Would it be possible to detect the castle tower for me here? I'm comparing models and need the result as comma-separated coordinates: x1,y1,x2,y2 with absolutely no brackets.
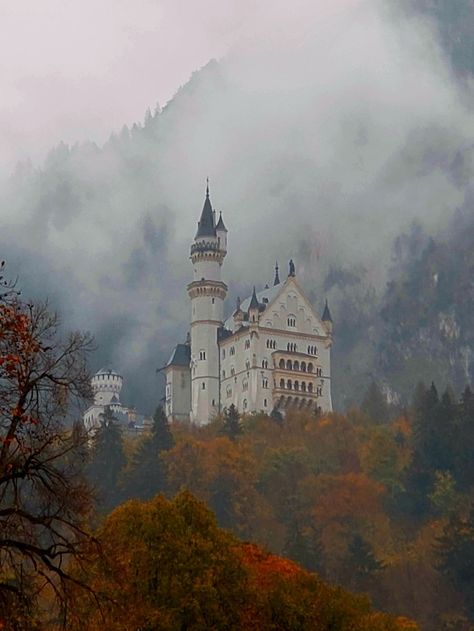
187,183,228,424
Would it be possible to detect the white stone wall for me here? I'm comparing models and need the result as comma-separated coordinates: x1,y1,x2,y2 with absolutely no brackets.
219,279,332,415
165,366,191,422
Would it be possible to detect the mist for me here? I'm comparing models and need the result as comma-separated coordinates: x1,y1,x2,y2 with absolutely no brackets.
0,0,473,412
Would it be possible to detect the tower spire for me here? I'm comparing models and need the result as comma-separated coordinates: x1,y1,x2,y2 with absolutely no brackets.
274,261,280,286
195,179,216,238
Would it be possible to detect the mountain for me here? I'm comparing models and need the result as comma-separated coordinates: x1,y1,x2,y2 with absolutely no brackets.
0,3,473,412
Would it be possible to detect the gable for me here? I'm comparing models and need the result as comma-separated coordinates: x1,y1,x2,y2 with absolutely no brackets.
263,277,326,336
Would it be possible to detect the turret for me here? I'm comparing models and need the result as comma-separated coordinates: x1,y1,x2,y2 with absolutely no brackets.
187,181,228,425
322,300,333,335
216,211,228,253
248,287,260,324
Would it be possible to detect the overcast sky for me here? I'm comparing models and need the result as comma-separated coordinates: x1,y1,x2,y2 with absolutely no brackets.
0,0,253,172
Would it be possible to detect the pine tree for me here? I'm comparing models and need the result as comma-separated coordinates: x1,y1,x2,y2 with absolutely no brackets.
122,405,174,501
436,505,474,619
87,406,126,510
221,404,242,440
347,534,385,583
361,381,389,423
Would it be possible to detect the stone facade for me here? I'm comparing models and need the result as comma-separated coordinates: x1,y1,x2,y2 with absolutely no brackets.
165,187,333,425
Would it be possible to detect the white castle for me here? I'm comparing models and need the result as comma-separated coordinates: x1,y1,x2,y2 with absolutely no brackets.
165,184,333,425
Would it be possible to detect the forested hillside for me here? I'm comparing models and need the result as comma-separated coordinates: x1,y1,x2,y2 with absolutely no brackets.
1,0,473,412
85,396,474,631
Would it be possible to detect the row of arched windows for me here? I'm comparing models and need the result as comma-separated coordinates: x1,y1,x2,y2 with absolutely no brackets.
287,342,297,352
279,379,314,393
279,358,315,373
308,345,318,356
266,339,277,349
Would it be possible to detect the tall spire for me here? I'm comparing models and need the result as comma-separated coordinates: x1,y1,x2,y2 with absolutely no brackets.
274,261,280,286
195,179,216,238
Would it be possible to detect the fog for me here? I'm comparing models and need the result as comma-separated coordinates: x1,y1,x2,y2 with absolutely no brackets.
0,0,473,412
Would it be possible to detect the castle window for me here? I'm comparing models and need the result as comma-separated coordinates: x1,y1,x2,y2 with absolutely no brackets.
231,367,235,376
286,359,292,370
199,350,206,360
262,359,268,369
308,363,314,373
222,349,226,359
202,382,206,390
280,378,285,389
245,339,250,349
212,298,215,304
212,399,216,407
293,360,299,371
243,399,248,410
262,378,268,388
301,361,306,372
308,383,313,393
245,360,250,371
279,359,285,369
316,386,322,397
243,379,249,391
287,379,292,390
226,386,232,398
294,380,299,391
264,398,268,407
316,367,322,377
301,382,307,392
287,316,296,327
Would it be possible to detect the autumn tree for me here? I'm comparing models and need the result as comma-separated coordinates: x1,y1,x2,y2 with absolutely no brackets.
0,297,95,627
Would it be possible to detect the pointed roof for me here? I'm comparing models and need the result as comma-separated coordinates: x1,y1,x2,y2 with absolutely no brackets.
322,300,333,323
216,211,227,232
249,286,259,310
166,343,191,368
274,262,280,286
195,181,216,238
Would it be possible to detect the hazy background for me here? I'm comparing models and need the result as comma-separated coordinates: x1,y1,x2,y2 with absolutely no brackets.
0,0,473,412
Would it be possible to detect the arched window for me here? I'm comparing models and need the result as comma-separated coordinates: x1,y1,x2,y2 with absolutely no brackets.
201,382,206,390
243,379,249,391
301,361,306,372
245,339,250,349
243,399,248,410
279,359,285,369
280,378,285,389
308,363,314,373
294,380,299,391
301,382,306,392
308,383,313,393
287,379,292,390
286,360,292,370
293,360,299,371
262,378,268,389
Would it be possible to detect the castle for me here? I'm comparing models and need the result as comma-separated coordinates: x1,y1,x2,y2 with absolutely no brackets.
165,184,333,425
83,368,149,432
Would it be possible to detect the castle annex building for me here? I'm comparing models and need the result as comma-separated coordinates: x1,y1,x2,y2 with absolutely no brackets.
165,185,333,425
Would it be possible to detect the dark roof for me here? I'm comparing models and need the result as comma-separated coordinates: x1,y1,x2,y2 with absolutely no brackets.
249,286,259,310
218,327,234,341
166,343,191,368
195,185,216,238
322,300,333,323
215,211,227,232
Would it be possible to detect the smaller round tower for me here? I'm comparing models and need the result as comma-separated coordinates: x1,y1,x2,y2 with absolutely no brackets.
91,368,123,406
